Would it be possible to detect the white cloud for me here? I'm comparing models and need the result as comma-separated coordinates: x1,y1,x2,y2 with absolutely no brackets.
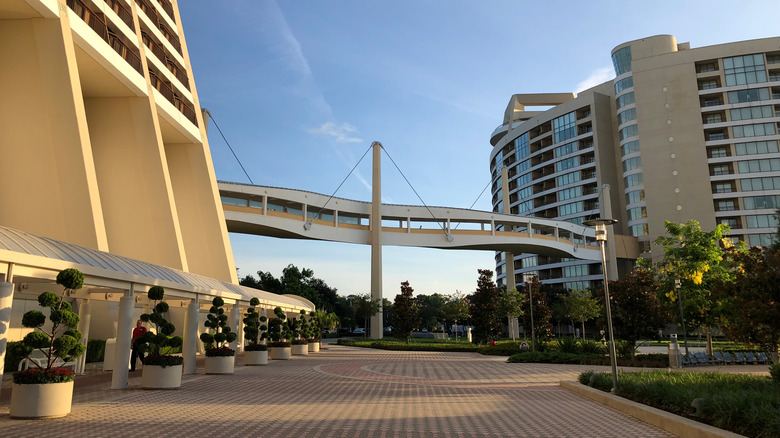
307,122,363,143
575,66,615,93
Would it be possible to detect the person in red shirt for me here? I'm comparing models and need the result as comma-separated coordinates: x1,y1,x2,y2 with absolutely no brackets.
130,319,147,372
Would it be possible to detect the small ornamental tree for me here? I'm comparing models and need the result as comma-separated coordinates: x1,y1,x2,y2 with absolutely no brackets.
267,307,291,347
393,281,420,344
243,297,268,352
715,246,780,352
136,286,183,367
606,268,671,358
497,288,525,342
13,268,87,384
559,290,601,340
520,276,553,347
310,310,327,342
442,291,470,342
470,269,502,345
292,310,309,345
199,297,237,357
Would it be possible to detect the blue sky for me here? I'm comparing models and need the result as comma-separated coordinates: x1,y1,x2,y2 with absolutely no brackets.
178,1,779,298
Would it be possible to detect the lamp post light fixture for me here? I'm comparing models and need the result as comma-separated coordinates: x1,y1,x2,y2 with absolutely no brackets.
674,278,690,357
583,218,619,392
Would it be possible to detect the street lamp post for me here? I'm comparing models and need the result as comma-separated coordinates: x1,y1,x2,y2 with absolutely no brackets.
584,218,619,393
675,278,690,357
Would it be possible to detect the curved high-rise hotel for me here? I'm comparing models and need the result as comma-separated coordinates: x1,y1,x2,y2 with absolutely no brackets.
490,34,780,289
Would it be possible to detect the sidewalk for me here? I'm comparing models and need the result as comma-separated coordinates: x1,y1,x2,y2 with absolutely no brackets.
0,345,767,437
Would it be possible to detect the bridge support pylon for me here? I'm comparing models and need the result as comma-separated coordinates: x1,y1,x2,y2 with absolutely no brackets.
370,141,383,339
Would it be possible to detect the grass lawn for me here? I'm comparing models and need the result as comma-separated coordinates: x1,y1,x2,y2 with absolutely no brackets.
580,370,779,437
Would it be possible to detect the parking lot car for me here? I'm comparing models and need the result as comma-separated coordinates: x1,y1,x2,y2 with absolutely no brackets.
353,328,365,335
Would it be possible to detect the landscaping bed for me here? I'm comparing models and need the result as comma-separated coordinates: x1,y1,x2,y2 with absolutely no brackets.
579,369,779,437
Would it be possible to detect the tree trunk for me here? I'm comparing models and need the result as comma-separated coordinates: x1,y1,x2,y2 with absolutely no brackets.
581,321,586,341
706,326,713,357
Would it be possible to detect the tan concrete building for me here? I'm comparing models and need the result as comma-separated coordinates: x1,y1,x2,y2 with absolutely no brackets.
490,34,780,289
0,0,313,389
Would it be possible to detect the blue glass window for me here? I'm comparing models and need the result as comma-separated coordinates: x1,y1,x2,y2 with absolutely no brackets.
614,76,634,94
724,54,767,86
515,133,530,162
611,46,632,76
553,112,576,143
616,92,635,109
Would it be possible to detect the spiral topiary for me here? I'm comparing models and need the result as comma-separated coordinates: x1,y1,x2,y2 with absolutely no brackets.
136,286,183,368
13,268,86,384
200,297,237,356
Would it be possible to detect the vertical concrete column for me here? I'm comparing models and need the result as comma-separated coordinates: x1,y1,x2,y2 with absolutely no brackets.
601,184,619,281
111,285,135,389
182,296,199,374
75,298,92,375
230,303,240,364
235,303,244,350
370,141,383,340
0,281,15,399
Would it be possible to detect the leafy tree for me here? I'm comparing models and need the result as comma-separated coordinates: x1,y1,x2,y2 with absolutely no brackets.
382,298,394,332
352,293,381,336
645,220,736,355
137,286,183,360
519,276,552,347
497,288,525,341
470,269,502,345
559,290,601,340
715,247,780,352
392,281,420,343
605,268,671,358
442,291,470,341
417,293,446,331
239,264,340,313
200,297,238,353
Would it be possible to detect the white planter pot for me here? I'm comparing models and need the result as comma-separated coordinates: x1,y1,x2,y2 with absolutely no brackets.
204,355,235,374
292,344,309,355
10,381,74,419
308,342,320,353
141,364,182,389
268,346,291,360
244,350,268,365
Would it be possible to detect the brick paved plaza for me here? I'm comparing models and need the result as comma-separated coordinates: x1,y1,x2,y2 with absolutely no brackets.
4,343,756,437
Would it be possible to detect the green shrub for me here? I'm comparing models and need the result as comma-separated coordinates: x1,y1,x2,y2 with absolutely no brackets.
555,337,579,353
770,363,780,384
580,370,780,437
507,351,592,364
477,342,521,356
578,370,595,385
4,341,25,373
615,340,636,359
85,339,106,363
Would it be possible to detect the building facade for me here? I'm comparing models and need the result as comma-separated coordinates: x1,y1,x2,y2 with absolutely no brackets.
1,0,237,283
490,34,780,289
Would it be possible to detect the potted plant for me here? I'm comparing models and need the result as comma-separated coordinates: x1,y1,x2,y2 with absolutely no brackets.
10,268,87,418
291,310,309,355
308,310,326,353
267,307,292,360
199,297,237,374
136,286,183,388
242,298,268,365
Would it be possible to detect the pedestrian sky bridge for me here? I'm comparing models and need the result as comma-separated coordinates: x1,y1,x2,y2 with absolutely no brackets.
218,181,604,261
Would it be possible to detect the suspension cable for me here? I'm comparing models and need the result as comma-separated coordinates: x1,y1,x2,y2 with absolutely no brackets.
453,177,492,230
207,111,254,185
381,145,448,234
305,144,374,229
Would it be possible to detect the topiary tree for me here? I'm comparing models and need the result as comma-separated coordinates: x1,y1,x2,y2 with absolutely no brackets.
13,268,87,384
136,286,183,367
267,307,291,346
199,297,237,356
242,297,268,351
292,310,309,344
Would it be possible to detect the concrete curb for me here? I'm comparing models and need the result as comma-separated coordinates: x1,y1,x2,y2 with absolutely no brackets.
559,381,745,438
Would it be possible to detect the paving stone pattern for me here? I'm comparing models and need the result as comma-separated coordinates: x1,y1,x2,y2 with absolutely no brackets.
0,345,676,437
